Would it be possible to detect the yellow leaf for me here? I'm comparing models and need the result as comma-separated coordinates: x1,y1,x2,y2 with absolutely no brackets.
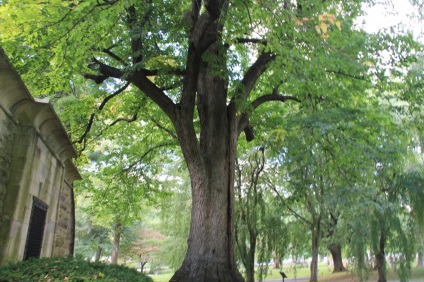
335,21,341,30
319,15,325,22
321,33,329,39
325,13,336,24
295,19,303,26
363,60,375,67
320,22,328,34
315,25,321,34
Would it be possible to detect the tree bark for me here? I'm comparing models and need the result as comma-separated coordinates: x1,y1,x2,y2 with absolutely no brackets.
310,216,321,282
245,234,257,282
329,244,346,273
273,249,280,269
310,228,320,282
94,245,102,262
170,53,243,281
111,223,122,264
375,227,387,282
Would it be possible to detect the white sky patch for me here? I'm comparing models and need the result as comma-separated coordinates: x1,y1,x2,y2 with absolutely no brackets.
357,0,423,40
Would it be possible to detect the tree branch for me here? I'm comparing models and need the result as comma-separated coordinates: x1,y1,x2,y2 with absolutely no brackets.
102,48,127,66
241,52,276,99
75,113,95,145
252,88,301,110
74,82,130,145
149,117,177,139
123,142,176,173
109,113,138,126
325,69,369,82
99,82,130,110
84,58,124,84
224,38,268,49
130,70,176,121
268,183,312,226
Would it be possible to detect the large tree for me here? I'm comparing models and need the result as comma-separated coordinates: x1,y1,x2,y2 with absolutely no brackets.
0,0,419,280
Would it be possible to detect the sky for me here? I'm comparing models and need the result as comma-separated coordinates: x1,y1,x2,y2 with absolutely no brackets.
358,0,423,40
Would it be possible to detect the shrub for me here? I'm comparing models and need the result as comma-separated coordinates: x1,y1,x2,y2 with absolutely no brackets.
0,256,153,282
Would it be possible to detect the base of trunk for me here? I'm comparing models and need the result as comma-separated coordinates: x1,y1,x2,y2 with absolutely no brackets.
332,265,347,273
170,260,244,282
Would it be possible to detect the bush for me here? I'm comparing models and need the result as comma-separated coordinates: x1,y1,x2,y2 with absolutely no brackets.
0,256,153,282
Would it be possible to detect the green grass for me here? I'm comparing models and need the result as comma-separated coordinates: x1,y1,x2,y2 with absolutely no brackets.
149,272,174,282
148,264,424,282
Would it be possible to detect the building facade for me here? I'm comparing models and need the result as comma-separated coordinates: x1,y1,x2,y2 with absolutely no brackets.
0,48,81,265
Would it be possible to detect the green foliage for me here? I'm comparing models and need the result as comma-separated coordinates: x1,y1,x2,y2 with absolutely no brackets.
157,162,191,270
0,256,152,282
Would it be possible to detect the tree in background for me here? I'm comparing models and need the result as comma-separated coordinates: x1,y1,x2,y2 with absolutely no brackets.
74,195,111,261
234,147,266,282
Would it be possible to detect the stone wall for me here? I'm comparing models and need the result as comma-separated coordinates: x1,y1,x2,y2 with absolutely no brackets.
0,106,14,219
0,47,81,265
53,179,75,257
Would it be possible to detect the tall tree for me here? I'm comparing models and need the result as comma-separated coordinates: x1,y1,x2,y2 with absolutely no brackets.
235,147,266,282
0,0,419,280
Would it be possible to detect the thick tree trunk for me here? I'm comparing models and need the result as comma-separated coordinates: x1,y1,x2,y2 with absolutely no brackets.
94,245,102,262
417,251,424,267
170,149,243,281
375,228,387,282
111,223,122,264
329,244,346,273
170,59,243,281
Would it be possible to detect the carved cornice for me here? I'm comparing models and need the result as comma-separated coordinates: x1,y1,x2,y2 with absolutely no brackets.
0,47,81,183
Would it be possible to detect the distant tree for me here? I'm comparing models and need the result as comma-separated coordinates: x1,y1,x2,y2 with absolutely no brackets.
234,147,266,282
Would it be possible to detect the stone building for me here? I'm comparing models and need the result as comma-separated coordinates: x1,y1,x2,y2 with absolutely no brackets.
0,48,81,265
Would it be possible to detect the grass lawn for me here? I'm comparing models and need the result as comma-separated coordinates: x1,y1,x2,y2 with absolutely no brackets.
148,264,424,282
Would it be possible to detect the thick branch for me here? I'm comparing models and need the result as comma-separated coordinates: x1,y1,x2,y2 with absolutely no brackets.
241,52,275,99
224,38,268,49
252,89,301,110
84,59,124,84
95,59,124,78
191,0,202,26
204,0,223,19
130,71,176,121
